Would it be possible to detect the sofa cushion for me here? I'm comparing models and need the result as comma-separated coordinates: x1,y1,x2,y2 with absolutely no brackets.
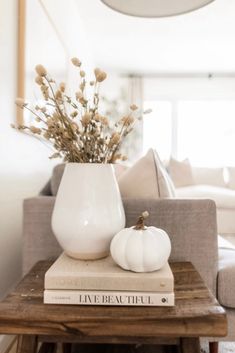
118,149,175,199
218,247,235,308
217,209,235,236
168,158,194,187
191,166,225,187
176,185,235,209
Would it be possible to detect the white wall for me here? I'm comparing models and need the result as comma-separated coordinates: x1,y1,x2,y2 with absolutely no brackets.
0,0,56,299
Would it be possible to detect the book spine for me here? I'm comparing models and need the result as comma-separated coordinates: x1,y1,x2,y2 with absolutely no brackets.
44,276,173,292
44,290,175,306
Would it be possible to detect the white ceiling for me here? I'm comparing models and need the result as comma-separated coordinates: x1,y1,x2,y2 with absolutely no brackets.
75,0,235,74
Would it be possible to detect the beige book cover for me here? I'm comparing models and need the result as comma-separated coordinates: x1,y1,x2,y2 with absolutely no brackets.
45,253,174,292
44,289,175,306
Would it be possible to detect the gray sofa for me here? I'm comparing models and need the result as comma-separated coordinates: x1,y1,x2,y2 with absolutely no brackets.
23,185,235,344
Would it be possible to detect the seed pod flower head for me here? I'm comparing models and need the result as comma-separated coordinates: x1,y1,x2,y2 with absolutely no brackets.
71,57,81,67
94,68,107,82
35,64,47,77
130,104,138,111
35,76,44,85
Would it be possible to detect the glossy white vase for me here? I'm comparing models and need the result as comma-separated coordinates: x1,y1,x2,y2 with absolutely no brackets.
52,163,125,260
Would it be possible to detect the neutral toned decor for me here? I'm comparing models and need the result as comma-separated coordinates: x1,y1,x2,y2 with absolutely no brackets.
45,149,175,200
168,158,235,242
14,59,146,163
44,252,174,292
101,0,215,18
118,149,175,199
0,260,227,353
23,198,218,293
22,166,235,352
14,59,150,259
52,163,125,259
44,252,174,306
110,211,171,272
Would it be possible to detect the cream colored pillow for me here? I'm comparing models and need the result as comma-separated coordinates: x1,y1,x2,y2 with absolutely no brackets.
118,149,175,199
168,158,194,188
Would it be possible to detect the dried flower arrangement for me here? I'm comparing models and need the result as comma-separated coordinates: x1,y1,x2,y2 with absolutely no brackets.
13,58,150,163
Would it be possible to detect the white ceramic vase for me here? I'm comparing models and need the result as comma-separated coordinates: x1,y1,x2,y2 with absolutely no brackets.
51,163,125,260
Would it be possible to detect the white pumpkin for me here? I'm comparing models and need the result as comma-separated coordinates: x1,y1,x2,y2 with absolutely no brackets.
110,211,171,272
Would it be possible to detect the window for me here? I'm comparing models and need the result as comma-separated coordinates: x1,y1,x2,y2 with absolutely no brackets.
143,101,172,161
143,98,235,167
178,100,235,167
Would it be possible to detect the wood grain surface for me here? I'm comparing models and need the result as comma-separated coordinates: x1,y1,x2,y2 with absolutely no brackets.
16,335,37,353
0,261,227,343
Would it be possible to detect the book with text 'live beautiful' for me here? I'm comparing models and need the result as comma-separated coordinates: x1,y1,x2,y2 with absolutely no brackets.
44,289,175,306
44,252,174,292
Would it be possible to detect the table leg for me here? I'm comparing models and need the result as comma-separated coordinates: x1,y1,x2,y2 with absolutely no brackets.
180,338,200,353
209,342,219,353
16,335,38,353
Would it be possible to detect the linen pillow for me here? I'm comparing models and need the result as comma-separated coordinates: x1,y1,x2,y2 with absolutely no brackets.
168,158,194,188
51,163,129,196
118,149,175,199
192,166,225,187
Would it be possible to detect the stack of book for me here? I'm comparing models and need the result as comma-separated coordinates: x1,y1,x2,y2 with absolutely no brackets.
44,253,175,306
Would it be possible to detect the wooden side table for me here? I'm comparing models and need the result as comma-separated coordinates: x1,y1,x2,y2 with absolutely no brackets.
0,261,227,353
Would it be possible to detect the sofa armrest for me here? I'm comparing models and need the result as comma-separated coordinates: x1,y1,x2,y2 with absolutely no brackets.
124,198,218,293
23,196,60,275
23,197,218,292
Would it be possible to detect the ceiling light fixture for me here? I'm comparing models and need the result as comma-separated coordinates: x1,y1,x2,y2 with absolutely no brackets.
100,0,215,18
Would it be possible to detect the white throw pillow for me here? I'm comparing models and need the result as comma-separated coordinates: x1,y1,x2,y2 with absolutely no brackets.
118,149,175,199
192,166,225,187
168,158,194,188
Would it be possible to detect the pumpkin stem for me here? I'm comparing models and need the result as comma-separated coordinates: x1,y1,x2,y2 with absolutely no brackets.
134,211,149,230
